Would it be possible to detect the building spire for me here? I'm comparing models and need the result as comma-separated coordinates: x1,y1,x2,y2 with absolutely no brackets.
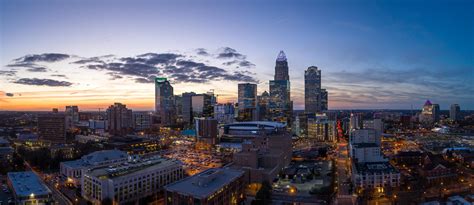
276,50,287,62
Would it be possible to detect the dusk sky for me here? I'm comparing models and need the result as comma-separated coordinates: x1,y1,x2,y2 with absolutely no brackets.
1,0,473,111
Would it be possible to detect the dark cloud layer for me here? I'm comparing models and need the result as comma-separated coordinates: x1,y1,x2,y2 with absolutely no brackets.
79,51,258,83
15,53,70,63
14,78,73,87
217,47,245,59
5,93,14,97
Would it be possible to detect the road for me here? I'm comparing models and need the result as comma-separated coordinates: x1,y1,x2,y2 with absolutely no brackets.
333,141,357,205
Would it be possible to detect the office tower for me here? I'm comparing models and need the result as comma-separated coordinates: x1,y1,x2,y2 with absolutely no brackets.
182,92,196,126
275,50,289,80
214,103,235,124
450,104,460,121
38,112,66,143
164,168,246,205
269,51,292,124
349,113,362,130
65,105,79,130
195,118,218,144
106,103,133,136
304,66,321,113
432,103,440,122
237,83,257,121
307,115,336,142
321,89,328,111
420,100,440,123
192,93,214,118
82,157,184,204
174,95,183,124
256,91,270,121
132,111,152,131
155,77,175,126
363,119,384,135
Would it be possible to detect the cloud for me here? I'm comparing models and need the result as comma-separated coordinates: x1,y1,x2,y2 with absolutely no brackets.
223,60,255,68
79,52,258,84
0,71,17,76
5,93,14,97
6,63,48,72
196,48,209,56
51,74,67,78
13,78,73,87
14,53,70,63
217,47,245,59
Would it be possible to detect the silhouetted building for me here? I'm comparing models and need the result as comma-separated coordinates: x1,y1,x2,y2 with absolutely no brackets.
182,92,196,126
305,66,322,113
269,51,292,124
38,112,66,143
106,103,133,136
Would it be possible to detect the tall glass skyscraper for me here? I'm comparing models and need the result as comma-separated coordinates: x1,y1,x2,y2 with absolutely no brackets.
269,51,292,124
238,83,257,121
155,77,175,126
304,66,328,113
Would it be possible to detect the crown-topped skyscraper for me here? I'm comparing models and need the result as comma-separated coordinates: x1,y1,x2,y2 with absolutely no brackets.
269,50,292,125
274,51,289,81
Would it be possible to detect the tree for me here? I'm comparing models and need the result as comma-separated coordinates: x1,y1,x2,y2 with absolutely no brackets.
254,180,272,205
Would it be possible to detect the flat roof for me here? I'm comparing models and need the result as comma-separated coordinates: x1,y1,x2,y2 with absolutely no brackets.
355,162,399,175
226,121,286,128
352,143,379,148
62,149,128,169
165,168,244,199
86,157,180,179
7,171,51,197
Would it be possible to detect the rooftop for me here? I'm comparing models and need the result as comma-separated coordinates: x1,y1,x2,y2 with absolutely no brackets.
354,162,399,175
226,121,286,128
276,50,287,62
86,157,181,179
62,149,128,169
7,171,51,197
352,143,379,148
165,168,244,199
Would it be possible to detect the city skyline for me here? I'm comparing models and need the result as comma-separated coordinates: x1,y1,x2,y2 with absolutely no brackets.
1,0,473,111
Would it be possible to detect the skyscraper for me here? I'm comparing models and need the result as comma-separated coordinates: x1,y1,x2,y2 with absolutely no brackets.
450,104,460,121
275,50,289,81
155,77,175,126
419,100,440,123
257,91,270,120
238,83,257,121
269,51,292,124
304,66,321,113
181,92,196,126
106,102,133,136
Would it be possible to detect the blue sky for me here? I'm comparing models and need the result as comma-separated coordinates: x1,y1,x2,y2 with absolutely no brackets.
1,0,473,110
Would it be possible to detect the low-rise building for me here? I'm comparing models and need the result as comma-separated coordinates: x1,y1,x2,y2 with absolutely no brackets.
81,156,184,204
7,171,53,205
60,150,128,185
352,162,400,189
164,168,246,205
419,153,457,184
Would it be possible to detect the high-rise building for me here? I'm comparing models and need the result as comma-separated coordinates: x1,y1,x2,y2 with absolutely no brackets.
304,66,321,113
65,105,79,130
307,115,336,142
269,51,292,124
155,77,175,126
450,104,460,121
214,103,235,124
256,91,270,121
106,103,133,136
275,50,289,80
237,83,257,121
304,66,329,113
182,92,196,126
419,100,440,123
349,113,363,130
38,112,66,143
132,111,152,131
191,93,214,118
195,118,218,144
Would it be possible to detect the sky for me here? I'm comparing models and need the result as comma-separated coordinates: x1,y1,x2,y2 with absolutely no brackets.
0,0,473,111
